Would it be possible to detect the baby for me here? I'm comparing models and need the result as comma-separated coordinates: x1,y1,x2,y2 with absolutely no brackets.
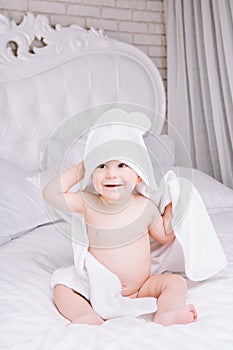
43,158,198,326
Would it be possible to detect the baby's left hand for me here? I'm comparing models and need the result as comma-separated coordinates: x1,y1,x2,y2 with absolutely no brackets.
163,202,173,235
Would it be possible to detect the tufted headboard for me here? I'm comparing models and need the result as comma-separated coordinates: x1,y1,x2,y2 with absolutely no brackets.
0,13,165,174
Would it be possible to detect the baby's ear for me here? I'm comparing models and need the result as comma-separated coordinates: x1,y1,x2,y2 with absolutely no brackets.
137,176,143,184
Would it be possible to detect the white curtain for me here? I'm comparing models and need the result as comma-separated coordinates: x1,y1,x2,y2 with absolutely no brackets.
164,0,233,188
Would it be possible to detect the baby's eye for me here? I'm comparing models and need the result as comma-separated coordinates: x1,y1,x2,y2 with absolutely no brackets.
98,164,106,169
118,163,128,168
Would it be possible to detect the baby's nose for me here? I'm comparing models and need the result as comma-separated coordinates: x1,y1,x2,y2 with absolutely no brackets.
106,166,117,178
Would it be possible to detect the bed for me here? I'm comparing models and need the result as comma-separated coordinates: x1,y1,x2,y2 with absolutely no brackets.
1,12,233,350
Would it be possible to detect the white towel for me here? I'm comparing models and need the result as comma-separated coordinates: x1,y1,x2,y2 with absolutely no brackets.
152,171,228,281
51,109,227,320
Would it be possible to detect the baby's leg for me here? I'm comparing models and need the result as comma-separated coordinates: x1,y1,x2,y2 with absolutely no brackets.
53,284,104,325
137,274,197,326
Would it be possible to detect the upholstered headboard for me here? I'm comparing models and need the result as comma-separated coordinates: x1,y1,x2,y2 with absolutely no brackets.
0,13,166,173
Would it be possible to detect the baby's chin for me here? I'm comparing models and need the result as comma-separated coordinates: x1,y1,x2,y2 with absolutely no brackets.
101,187,134,203
101,191,123,203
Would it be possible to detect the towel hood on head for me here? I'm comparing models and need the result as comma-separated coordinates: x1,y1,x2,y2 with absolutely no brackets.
80,108,158,195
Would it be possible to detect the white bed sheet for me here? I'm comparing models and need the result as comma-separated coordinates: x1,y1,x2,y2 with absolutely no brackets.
1,212,233,350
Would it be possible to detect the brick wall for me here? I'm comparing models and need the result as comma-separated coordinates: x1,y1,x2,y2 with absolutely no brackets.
0,0,166,87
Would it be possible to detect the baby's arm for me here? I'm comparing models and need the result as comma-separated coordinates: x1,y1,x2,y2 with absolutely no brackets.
43,161,85,213
149,202,175,244
162,202,174,235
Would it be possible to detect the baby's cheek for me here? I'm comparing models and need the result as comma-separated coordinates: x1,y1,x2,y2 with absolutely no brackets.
124,181,134,192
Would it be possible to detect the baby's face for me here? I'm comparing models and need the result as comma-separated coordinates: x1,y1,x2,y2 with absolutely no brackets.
92,160,141,202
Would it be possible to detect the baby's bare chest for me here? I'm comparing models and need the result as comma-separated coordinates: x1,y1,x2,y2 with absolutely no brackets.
85,206,151,249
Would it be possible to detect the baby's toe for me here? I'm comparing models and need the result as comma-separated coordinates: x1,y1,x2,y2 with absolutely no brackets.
189,304,198,321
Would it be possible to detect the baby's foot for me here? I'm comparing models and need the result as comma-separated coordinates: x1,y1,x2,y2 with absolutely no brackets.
153,304,197,326
70,310,104,326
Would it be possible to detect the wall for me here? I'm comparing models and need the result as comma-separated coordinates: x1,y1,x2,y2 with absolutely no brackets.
0,0,166,88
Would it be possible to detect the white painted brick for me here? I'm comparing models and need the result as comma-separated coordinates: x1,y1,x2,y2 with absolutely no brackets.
0,9,20,23
133,45,148,55
116,0,146,10
67,4,101,17
105,31,133,44
134,34,162,45
102,7,132,20
12,11,25,23
48,0,82,3
158,68,167,80
84,0,115,6
86,18,118,31
0,9,13,20
50,14,85,27
148,23,165,34
119,21,147,33
151,56,167,69
133,10,163,23
0,0,27,11
149,45,166,57
29,1,66,15
147,1,163,12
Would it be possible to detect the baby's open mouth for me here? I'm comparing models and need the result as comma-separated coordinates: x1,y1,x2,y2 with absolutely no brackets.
104,184,123,188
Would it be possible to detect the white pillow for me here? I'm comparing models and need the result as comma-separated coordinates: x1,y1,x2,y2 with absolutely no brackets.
0,159,51,245
172,167,233,213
